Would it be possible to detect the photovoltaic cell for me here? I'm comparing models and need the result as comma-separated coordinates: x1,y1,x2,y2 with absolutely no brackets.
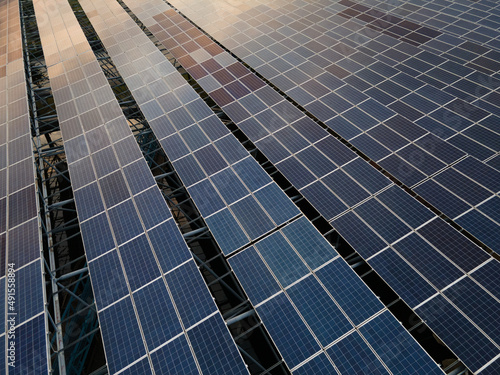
31,0,500,372
164,261,217,328
281,217,338,270
228,247,280,305
327,332,389,375
287,275,352,346
133,278,183,351
417,219,490,271
99,297,147,373
150,335,199,375
316,258,384,325
393,233,464,290
444,278,500,346
255,231,310,287
360,311,444,375
257,293,320,368
416,295,498,373
368,249,437,308
187,314,250,375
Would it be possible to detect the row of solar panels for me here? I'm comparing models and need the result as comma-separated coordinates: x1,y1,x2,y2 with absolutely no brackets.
1,0,48,373
31,0,250,373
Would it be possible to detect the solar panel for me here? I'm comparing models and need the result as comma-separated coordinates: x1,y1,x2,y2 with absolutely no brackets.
359,311,445,375
416,294,498,373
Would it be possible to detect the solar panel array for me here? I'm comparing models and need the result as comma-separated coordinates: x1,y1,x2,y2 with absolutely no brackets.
72,0,445,372
129,0,498,372
33,0,248,373
1,0,48,373
4,0,500,373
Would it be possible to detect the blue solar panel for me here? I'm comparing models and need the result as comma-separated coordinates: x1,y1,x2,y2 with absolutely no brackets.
444,278,500,346
379,154,427,186
433,168,492,206
118,357,152,375
397,144,446,176
281,217,338,269
188,179,226,217
416,295,498,373
89,251,129,310
287,275,352,346
253,184,301,225
276,157,317,189
342,158,392,194
327,332,389,375
73,182,104,221
150,335,199,374
230,195,276,239
134,188,174,229
147,219,192,273
164,261,217,328
478,357,500,375
209,168,248,206
296,146,337,178
393,233,464,290
36,0,500,372
205,209,249,255
6,219,39,268
417,219,489,272
368,249,437,308
228,247,280,305
360,311,444,375
470,261,500,301
415,180,472,219
255,231,310,287
454,157,500,193
301,181,348,220
332,211,387,258
257,293,320,368
99,297,147,373
10,315,48,375
456,210,500,253
107,199,144,245
119,235,161,291
351,133,392,160
322,169,370,206
134,278,182,351
187,314,248,374
232,157,273,191
355,199,411,244
316,258,384,325
377,186,434,228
